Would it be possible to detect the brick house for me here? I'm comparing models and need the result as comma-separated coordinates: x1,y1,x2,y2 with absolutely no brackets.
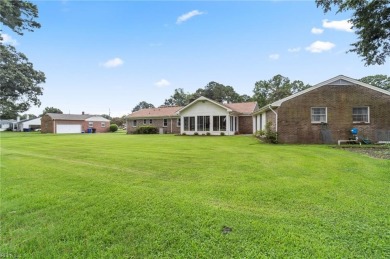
127,96,258,135
41,113,110,134
252,75,390,144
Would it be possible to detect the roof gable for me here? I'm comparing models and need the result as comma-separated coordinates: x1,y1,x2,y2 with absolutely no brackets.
223,102,258,115
176,96,232,114
255,75,390,114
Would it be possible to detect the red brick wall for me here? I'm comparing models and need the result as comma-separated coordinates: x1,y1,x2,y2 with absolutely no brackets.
238,116,253,134
276,84,390,144
127,118,181,134
83,121,110,133
41,114,54,133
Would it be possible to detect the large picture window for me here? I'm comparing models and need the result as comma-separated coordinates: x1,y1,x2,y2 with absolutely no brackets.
213,116,226,131
311,107,327,123
184,117,195,131
197,116,210,131
353,107,369,123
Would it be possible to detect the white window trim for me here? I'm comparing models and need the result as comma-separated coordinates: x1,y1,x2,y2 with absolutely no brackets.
163,118,168,127
101,122,106,128
353,106,370,123
311,107,327,124
143,119,147,125
132,120,137,127
149,119,153,124
88,122,93,127
176,118,181,127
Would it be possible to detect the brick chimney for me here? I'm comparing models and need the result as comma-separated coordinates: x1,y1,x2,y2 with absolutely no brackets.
82,111,85,115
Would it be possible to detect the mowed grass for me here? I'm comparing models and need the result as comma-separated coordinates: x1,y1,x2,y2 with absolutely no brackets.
1,132,389,258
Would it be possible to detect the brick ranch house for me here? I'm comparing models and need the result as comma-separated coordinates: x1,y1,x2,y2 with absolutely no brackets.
127,96,258,135
41,113,110,134
252,75,390,144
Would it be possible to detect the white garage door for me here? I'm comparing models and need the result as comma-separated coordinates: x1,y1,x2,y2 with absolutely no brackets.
56,124,82,134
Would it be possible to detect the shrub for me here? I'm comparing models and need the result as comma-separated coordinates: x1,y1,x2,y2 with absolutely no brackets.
109,124,119,132
220,132,225,136
194,132,199,135
206,132,211,136
255,122,278,144
182,133,186,136
134,126,158,134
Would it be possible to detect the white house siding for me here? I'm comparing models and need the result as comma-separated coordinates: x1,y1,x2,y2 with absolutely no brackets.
179,101,237,135
252,112,267,133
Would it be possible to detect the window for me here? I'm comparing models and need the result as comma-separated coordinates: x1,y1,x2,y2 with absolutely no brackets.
143,119,147,125
197,116,210,131
311,107,327,123
132,120,137,127
213,116,226,131
88,122,93,127
184,117,195,131
353,107,369,123
149,119,153,124
163,118,168,127
177,118,181,127
101,122,105,128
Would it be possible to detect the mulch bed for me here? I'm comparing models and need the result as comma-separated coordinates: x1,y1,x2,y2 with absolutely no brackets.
337,146,390,160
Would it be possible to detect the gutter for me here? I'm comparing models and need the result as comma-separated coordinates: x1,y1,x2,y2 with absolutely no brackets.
268,105,278,140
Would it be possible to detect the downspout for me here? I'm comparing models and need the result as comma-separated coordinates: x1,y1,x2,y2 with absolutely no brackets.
268,105,278,141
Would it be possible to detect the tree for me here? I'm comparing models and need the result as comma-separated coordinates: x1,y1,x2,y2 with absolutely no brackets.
132,101,155,112
20,113,37,120
253,75,311,107
359,74,390,91
0,0,45,118
195,82,244,103
111,116,126,127
101,114,112,120
164,88,191,106
41,107,63,115
316,0,390,65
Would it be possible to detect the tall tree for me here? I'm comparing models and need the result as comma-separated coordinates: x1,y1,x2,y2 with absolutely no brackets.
20,113,37,120
359,74,390,91
132,101,155,112
253,75,311,107
164,88,191,106
316,0,390,65
0,0,45,118
195,82,244,103
41,107,63,115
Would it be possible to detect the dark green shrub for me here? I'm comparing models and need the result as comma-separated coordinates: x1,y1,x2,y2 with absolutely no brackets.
256,122,278,143
194,132,199,135
134,126,158,134
206,132,211,136
220,132,225,136
182,133,186,136
109,124,119,132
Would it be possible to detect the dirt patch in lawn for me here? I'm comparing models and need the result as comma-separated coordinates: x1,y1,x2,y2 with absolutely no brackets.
338,146,390,160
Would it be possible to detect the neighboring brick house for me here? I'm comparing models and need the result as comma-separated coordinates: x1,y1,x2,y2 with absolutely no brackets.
252,75,390,144
41,113,110,134
127,96,258,135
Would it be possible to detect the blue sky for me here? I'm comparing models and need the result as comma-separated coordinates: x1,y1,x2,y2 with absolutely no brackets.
2,0,389,117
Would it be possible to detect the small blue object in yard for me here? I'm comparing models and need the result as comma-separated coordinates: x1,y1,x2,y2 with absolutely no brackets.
351,128,358,135
87,128,92,133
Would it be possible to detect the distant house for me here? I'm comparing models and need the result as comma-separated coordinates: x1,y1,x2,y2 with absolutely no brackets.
15,117,41,131
0,120,15,131
41,113,110,134
252,75,390,144
127,96,258,135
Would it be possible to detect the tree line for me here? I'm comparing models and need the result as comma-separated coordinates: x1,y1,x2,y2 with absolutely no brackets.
132,74,390,112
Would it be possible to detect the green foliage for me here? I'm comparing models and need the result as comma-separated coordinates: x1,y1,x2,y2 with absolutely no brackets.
316,0,390,65
1,133,389,257
133,126,158,134
220,132,225,136
164,88,191,106
253,74,311,107
41,107,62,116
0,0,41,35
255,122,278,143
359,74,390,91
194,132,199,135
0,44,45,117
109,124,118,132
132,101,155,112
110,116,126,127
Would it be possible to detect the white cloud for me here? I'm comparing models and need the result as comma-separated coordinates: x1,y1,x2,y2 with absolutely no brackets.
0,33,18,45
155,79,171,88
100,58,124,68
176,10,205,24
306,41,336,53
311,27,324,34
288,47,301,53
322,19,353,32
269,54,280,60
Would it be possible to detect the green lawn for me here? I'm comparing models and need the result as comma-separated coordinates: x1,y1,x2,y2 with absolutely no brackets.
1,132,389,258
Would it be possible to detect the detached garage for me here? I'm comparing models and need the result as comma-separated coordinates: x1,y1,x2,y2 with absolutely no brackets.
41,113,110,134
